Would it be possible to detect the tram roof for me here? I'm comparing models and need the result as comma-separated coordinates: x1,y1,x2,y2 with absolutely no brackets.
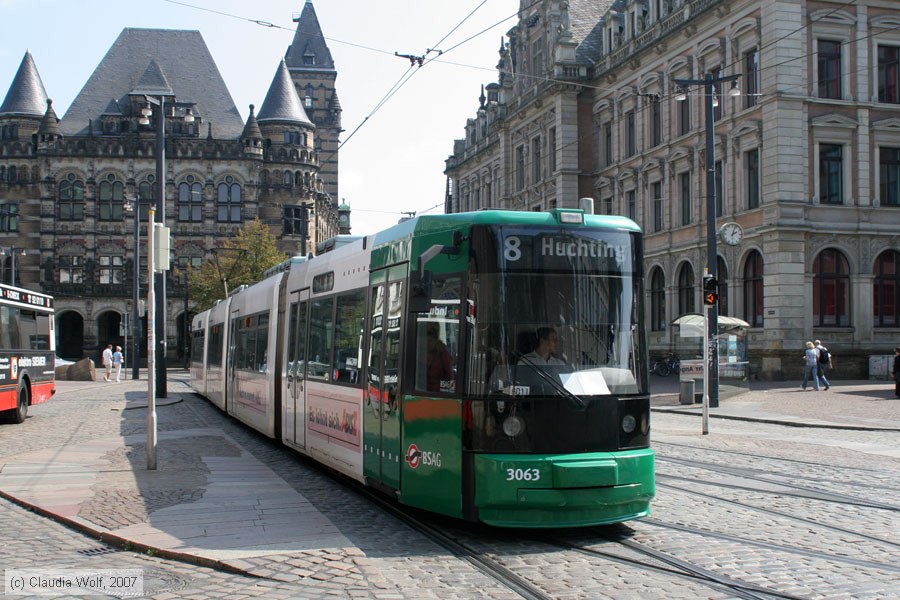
372,210,640,246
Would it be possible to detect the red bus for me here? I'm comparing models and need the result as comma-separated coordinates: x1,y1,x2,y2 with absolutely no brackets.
0,283,55,424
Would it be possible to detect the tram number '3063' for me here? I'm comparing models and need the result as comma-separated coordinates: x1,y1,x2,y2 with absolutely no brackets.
506,468,541,482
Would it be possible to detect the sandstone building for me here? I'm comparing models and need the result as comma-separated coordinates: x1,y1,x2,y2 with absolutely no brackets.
0,2,346,363
445,0,900,379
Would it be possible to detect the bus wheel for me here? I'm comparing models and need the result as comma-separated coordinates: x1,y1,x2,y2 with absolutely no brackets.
11,382,29,424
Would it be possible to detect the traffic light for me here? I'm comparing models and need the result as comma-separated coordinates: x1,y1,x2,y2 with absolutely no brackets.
703,276,718,306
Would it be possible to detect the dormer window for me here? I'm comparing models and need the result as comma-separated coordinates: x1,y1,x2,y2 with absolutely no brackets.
303,54,315,66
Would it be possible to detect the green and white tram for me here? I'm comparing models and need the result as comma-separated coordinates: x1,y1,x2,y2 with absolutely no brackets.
191,209,654,527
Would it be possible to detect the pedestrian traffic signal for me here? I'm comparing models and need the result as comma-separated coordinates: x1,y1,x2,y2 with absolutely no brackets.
703,276,718,306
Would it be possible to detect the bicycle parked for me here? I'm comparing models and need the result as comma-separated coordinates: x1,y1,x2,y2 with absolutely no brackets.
651,353,680,376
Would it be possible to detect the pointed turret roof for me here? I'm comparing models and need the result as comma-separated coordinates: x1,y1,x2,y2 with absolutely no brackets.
38,99,61,137
257,60,313,125
0,51,49,117
60,28,244,138
241,104,263,140
284,1,336,73
329,91,342,112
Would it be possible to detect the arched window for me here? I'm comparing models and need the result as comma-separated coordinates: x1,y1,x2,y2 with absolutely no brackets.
874,250,899,327
283,170,292,186
649,266,666,331
7,165,16,183
217,176,242,223
717,256,729,316
178,175,203,222
59,174,85,221
98,174,124,221
677,263,695,316
743,250,764,327
813,248,850,326
283,130,291,144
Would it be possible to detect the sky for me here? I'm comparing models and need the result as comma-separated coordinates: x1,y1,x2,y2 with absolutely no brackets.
0,0,518,235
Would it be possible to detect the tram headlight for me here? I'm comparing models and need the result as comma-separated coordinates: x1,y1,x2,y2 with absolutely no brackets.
502,415,525,437
621,414,637,434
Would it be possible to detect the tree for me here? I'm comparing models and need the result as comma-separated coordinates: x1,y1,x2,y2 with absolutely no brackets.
187,219,287,312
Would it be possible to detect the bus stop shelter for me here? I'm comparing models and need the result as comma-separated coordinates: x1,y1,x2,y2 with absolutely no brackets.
671,313,751,402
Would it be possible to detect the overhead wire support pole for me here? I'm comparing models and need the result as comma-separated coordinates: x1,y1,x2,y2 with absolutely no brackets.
673,72,740,409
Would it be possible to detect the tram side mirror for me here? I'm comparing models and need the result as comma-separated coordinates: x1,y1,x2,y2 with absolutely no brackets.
409,269,432,313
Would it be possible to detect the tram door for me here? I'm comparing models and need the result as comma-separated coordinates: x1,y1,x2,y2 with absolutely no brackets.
364,271,405,490
283,289,310,450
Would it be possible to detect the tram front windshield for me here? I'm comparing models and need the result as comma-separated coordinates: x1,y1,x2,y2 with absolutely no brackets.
465,224,647,400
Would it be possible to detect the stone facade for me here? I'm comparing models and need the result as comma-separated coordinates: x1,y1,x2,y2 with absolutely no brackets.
0,3,343,363
445,0,900,379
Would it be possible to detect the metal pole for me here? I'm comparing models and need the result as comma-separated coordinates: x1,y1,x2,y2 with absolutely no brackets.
147,209,158,470
11,248,16,286
704,74,720,408
702,302,710,435
132,204,141,380
155,95,167,398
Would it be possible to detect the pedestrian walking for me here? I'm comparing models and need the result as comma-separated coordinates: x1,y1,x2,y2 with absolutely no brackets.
102,344,113,382
113,346,124,383
801,341,820,391
814,339,832,391
892,346,900,399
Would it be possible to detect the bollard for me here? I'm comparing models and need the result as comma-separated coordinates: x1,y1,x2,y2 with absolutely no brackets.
679,379,695,405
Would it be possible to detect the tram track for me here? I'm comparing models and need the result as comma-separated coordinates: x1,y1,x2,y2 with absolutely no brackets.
656,455,900,511
656,480,900,550
641,516,900,572
653,440,899,476
533,527,806,600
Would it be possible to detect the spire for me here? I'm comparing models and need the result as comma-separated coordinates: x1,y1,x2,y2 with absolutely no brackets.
38,99,61,138
241,104,263,140
285,1,335,72
257,60,312,125
0,50,49,117
328,91,342,112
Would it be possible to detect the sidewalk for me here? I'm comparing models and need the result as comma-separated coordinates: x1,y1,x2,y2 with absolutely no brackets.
649,374,900,432
1,373,898,581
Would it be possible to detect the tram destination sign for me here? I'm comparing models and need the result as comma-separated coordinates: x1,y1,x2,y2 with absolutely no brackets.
501,232,633,274
1,286,52,310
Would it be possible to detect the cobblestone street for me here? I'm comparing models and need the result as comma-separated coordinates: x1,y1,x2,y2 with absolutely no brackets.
1,373,898,598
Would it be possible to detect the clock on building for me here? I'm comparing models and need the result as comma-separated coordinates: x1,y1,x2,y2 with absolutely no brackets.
719,222,743,246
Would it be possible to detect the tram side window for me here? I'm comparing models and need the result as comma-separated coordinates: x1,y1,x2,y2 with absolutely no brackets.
308,297,334,380
208,325,223,367
255,314,269,372
234,312,269,372
191,331,205,366
334,290,365,385
414,276,461,394
0,306,18,349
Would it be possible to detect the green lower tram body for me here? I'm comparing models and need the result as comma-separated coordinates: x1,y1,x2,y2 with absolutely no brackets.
471,449,655,527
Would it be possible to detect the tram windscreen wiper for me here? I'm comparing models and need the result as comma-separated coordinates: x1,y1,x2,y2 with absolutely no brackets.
515,356,586,408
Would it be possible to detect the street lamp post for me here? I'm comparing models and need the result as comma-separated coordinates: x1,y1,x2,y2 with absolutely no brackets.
125,198,141,380
140,94,194,397
673,73,741,409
